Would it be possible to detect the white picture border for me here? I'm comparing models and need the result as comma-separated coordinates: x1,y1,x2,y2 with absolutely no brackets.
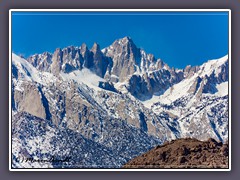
9,9,231,171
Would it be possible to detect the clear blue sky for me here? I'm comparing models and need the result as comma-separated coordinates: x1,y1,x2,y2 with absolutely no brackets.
11,11,229,69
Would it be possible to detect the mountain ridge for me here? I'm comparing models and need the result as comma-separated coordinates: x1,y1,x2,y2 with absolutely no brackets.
24,37,228,100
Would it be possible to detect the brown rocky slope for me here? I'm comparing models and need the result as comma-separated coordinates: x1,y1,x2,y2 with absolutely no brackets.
123,138,229,169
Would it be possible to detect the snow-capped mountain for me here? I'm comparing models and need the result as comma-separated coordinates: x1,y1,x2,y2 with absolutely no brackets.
144,55,229,142
26,36,184,100
11,36,229,168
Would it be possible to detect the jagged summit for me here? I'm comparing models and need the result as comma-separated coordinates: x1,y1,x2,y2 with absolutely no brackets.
122,36,132,40
91,42,101,53
80,42,88,51
113,36,138,50
22,36,228,100
116,36,134,44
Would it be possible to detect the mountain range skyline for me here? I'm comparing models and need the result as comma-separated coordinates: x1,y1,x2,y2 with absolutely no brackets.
12,11,229,68
14,36,228,71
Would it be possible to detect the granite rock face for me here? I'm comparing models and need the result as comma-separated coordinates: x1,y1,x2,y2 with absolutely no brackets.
103,37,141,82
91,43,110,77
51,48,63,76
127,69,184,100
27,52,52,72
13,83,47,119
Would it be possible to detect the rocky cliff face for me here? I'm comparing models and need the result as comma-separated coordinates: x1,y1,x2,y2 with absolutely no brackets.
27,52,52,72
13,83,47,119
103,37,141,82
91,43,110,77
50,48,63,76
11,36,229,168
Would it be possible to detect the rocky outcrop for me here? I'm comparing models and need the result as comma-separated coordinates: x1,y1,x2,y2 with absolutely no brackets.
13,83,47,119
91,43,110,77
123,138,229,168
188,76,202,94
51,48,63,76
80,43,93,69
184,65,200,78
27,52,52,72
61,46,83,73
127,69,184,100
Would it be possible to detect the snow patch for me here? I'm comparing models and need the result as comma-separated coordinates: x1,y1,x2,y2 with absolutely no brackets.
216,82,228,96
60,68,105,91
142,95,161,109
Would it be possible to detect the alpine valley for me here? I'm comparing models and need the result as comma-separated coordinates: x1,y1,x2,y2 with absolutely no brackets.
11,36,229,168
